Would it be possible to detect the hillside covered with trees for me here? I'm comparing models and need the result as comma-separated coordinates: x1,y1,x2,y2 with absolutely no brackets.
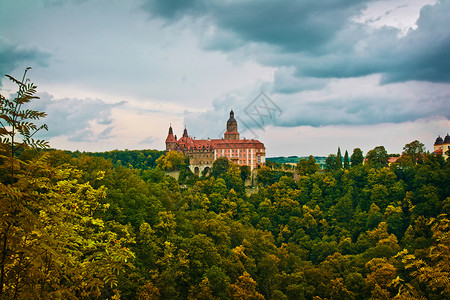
1,71,449,299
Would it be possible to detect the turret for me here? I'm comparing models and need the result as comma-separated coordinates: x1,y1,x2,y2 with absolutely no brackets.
165,125,177,151
224,110,239,140
435,135,443,146
444,133,450,144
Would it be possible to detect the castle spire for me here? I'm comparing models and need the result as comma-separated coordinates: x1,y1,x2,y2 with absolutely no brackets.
225,109,239,140
165,124,176,150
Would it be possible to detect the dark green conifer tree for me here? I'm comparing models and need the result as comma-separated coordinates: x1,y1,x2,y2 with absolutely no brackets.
336,147,343,170
351,148,364,167
344,150,350,169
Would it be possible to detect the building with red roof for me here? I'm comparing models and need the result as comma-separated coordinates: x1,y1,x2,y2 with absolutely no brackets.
165,110,266,174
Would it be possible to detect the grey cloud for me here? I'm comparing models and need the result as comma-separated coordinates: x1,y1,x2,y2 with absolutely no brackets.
141,0,206,20
381,0,450,83
0,37,51,79
191,77,450,131
273,67,329,93
141,0,450,85
211,0,370,53
273,89,450,128
143,0,370,53
29,92,124,142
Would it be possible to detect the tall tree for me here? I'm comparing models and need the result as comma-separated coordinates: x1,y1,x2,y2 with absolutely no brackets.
0,68,48,184
325,154,337,172
351,148,364,167
402,140,425,164
365,146,389,168
240,165,251,183
0,69,48,295
336,147,343,170
343,150,350,169
212,157,230,178
297,155,319,175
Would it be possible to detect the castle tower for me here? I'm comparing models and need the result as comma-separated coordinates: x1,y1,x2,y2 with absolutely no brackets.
165,125,177,151
444,134,450,159
434,135,444,152
433,134,450,159
224,110,240,140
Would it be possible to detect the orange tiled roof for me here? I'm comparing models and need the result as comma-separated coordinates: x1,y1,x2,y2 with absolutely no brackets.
176,137,265,151
433,148,443,155
165,134,176,143
388,156,400,164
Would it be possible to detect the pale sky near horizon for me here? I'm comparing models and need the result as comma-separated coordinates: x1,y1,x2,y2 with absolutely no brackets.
1,0,449,157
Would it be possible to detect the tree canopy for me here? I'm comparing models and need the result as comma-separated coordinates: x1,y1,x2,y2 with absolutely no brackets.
365,146,389,168
1,70,449,300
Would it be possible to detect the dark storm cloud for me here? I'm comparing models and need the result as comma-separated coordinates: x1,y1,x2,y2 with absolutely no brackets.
141,0,450,84
0,38,51,79
142,0,370,53
381,0,450,83
28,92,125,142
141,0,206,20
211,0,370,53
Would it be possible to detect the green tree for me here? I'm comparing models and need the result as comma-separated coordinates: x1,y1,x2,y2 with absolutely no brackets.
156,151,186,171
325,154,337,172
365,146,389,168
336,147,343,170
402,140,425,164
344,150,350,169
350,148,364,167
0,157,134,298
0,69,49,296
256,165,274,186
396,215,450,298
212,157,230,178
240,165,251,183
228,272,264,300
0,68,48,184
297,155,319,176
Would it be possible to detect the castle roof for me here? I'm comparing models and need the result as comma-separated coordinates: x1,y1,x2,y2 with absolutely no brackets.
176,137,265,151
165,125,176,143
433,148,443,155
444,133,450,144
435,135,443,145
227,110,236,124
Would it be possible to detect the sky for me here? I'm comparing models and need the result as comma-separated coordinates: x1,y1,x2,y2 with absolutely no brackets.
0,0,449,157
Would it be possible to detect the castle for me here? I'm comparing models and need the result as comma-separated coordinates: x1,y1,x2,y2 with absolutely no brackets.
165,110,266,175
433,134,450,159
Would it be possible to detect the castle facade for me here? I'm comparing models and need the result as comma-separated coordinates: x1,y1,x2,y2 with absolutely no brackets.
165,110,266,174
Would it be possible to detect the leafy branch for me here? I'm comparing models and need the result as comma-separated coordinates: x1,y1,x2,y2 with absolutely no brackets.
0,67,49,185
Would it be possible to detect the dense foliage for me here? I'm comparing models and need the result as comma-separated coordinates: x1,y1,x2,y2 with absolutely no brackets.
79,149,164,170
1,71,449,299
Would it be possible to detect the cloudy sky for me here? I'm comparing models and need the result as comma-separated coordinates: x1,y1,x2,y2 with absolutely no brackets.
1,0,449,157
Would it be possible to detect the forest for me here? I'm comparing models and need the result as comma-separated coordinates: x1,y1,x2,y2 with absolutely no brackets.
1,71,449,299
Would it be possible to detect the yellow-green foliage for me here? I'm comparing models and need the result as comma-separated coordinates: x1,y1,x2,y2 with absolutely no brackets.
156,151,186,171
